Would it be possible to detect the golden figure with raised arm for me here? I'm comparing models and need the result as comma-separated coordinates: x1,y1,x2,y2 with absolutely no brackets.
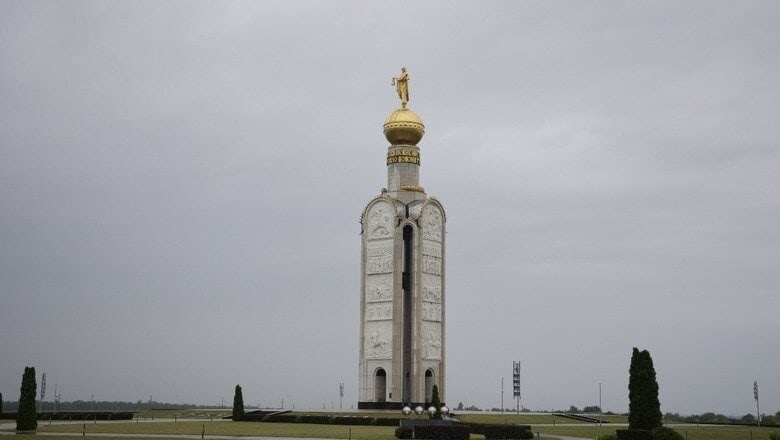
391,67,410,107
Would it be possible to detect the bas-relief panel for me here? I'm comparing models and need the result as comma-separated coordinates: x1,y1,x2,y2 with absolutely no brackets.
421,302,441,322
422,274,441,303
422,239,441,258
421,205,443,243
365,321,392,360
422,255,442,275
366,240,393,274
366,302,393,321
367,201,394,240
421,321,442,360
366,273,392,302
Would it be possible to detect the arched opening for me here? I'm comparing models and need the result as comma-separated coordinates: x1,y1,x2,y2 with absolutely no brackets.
425,369,434,403
375,369,387,403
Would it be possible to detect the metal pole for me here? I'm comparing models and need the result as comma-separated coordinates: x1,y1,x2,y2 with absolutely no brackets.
501,377,505,424
599,382,602,413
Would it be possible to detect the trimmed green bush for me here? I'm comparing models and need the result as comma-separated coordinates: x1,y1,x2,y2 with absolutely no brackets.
616,429,652,440
482,424,533,439
16,366,37,431
767,433,779,440
331,416,373,425
597,434,618,440
394,426,413,439
413,425,470,439
650,426,683,440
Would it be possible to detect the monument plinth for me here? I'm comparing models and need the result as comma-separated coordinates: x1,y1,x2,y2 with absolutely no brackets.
358,68,446,410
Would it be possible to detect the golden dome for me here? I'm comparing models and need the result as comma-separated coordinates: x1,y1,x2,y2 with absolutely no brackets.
383,107,425,145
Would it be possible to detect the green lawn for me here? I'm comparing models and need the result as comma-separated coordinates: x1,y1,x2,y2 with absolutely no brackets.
36,419,780,440
533,424,780,440
454,413,628,425
38,420,396,439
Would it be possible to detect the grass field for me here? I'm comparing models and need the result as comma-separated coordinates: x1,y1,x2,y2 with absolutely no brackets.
38,420,396,439
454,413,628,425
34,419,780,440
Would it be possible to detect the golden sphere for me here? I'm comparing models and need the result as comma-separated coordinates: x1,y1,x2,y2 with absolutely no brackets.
383,107,425,145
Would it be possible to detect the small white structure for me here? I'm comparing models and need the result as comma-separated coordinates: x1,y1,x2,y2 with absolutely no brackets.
358,96,446,409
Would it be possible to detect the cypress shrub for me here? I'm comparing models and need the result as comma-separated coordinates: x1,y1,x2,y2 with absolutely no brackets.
413,424,470,439
431,384,442,419
232,385,244,421
16,366,37,431
616,429,651,440
650,427,683,440
641,351,662,429
628,348,662,431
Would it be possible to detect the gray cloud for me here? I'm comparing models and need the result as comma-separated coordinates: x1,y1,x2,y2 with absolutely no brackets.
1,1,778,415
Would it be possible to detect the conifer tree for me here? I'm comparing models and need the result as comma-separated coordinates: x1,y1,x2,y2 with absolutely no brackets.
627,348,662,430
232,385,244,421
640,350,662,429
16,366,37,431
430,384,442,419
1,392,4,413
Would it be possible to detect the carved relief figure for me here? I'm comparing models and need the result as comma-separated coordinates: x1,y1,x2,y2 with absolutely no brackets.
366,274,392,302
422,240,441,258
366,325,391,359
422,302,442,322
367,203,393,239
422,323,442,360
422,205,442,242
423,255,441,275
366,241,393,274
422,274,441,303
367,302,393,321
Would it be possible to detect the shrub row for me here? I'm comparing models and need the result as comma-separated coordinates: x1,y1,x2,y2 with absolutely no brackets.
482,424,534,439
413,424,471,439
257,414,400,426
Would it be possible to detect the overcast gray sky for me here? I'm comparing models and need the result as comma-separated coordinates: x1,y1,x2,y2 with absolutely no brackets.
1,1,778,416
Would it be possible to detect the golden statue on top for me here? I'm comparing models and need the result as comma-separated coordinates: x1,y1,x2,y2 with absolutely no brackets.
391,67,410,107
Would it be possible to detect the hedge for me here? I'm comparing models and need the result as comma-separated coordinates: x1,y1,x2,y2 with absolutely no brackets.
413,425,470,439
482,424,534,439
616,429,652,440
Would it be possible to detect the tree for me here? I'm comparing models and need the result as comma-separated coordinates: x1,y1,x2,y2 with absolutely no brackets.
568,405,581,414
16,366,37,431
457,402,464,411
583,405,602,413
430,384,442,419
232,385,244,421
740,413,756,424
627,348,662,431
1,392,3,413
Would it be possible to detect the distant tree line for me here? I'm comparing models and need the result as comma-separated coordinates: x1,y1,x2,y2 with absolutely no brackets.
2,400,228,412
664,411,779,426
